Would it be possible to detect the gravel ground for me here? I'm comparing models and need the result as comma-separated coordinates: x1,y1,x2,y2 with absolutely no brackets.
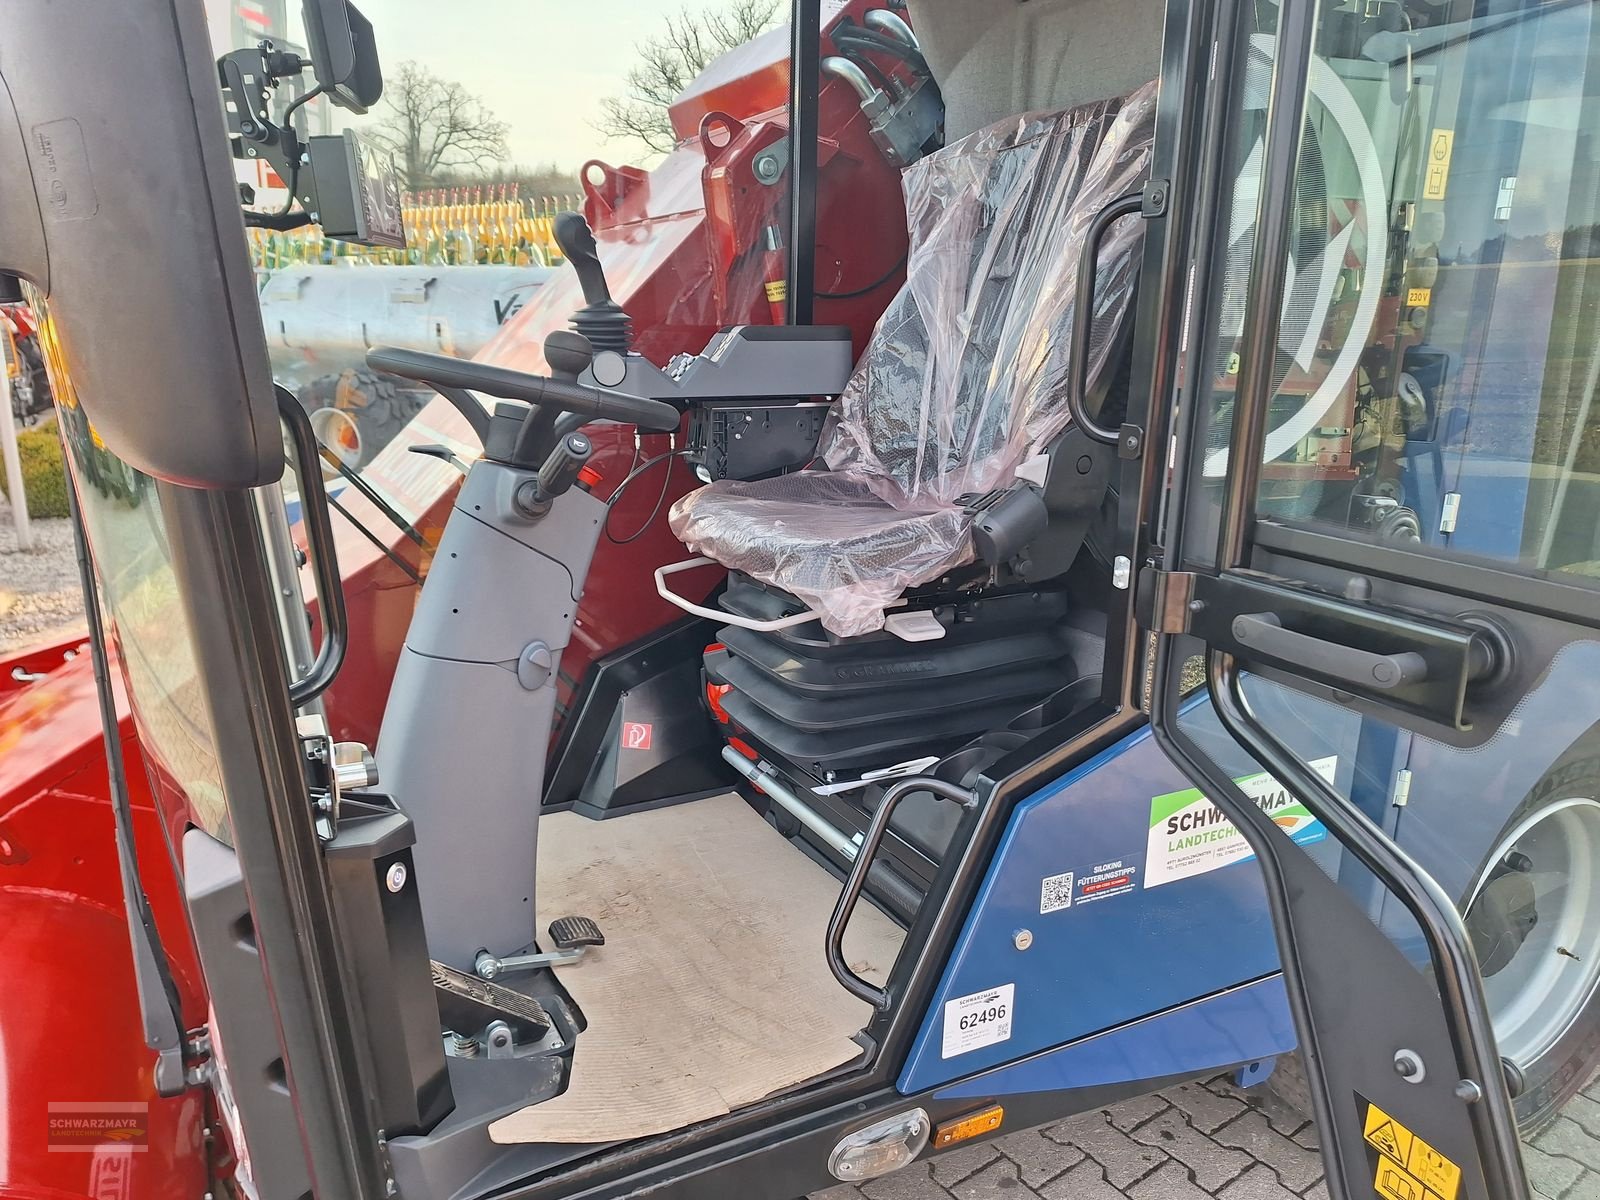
0,495,85,653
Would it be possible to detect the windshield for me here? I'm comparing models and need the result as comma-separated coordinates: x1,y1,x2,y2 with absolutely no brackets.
213,0,908,748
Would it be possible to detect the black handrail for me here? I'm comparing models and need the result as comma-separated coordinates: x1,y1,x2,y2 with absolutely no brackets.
1068,191,1145,445
1208,654,1527,1197
276,387,348,706
826,775,979,1008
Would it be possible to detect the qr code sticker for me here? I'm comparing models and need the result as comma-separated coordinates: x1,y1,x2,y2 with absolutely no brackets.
1040,871,1074,913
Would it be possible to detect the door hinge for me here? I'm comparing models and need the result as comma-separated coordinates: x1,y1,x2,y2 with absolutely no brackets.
1117,423,1145,460
1136,569,1198,635
1392,768,1413,807
1439,491,1462,534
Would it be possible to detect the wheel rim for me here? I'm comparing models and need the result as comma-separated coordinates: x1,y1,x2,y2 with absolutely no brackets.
1465,796,1600,1068
309,407,364,475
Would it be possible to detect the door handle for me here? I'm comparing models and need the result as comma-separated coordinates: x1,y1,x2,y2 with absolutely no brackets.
1231,612,1428,689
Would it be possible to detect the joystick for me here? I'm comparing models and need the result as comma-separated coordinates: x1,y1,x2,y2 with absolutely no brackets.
553,212,633,356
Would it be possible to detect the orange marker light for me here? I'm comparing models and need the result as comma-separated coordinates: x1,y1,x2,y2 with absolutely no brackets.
932,1105,1004,1150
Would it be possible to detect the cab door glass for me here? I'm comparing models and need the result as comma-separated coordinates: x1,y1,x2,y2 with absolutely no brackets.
222,0,846,510
1191,0,1600,585
1171,0,1600,1136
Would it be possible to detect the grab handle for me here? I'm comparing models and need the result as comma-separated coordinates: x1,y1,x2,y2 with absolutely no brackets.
1067,190,1144,446
1231,612,1429,690
277,386,348,706
826,776,979,1009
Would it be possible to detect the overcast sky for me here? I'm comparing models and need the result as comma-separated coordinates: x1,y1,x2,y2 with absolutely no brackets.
352,0,723,170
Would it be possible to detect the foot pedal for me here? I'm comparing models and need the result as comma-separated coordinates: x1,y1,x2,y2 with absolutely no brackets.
548,915,604,950
474,918,605,980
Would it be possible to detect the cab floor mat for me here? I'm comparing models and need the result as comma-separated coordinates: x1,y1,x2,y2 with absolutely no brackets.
487,792,905,1143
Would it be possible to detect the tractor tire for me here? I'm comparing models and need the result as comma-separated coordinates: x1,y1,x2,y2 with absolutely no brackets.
297,368,427,472
1462,745,1600,1133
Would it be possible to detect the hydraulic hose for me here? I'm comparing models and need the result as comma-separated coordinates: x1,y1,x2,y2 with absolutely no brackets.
831,26,933,81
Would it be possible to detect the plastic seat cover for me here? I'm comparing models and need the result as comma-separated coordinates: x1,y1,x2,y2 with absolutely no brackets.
670,81,1157,636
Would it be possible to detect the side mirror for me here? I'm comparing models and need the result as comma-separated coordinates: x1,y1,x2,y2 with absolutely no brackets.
0,0,281,488
302,0,383,114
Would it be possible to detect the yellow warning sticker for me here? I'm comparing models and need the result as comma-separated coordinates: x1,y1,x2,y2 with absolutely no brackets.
764,279,788,303
1364,1103,1414,1166
1424,129,1455,200
1406,287,1432,308
1407,1137,1462,1200
1374,1157,1436,1200
1360,1099,1462,1200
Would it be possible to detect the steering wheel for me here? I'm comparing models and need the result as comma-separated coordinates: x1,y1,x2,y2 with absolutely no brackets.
364,344,680,441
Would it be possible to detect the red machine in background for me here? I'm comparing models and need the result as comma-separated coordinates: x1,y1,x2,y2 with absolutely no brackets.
0,6,924,1196
311,0,919,752
2,295,52,422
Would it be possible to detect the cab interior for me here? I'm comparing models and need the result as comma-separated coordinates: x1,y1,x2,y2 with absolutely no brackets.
357,0,1171,1176
230,0,1490,1189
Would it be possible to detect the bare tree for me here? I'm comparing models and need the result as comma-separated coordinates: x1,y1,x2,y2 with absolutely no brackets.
598,0,781,155
367,62,511,189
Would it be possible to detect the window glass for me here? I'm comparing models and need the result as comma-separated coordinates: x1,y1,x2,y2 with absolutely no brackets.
1174,0,1600,1141
207,0,920,742
1191,0,1600,584
38,313,233,840
218,0,808,525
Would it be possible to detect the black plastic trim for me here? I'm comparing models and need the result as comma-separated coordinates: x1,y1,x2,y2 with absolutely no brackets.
786,0,821,326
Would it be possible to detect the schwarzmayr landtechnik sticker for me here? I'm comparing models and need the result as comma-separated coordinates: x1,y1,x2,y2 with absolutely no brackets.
1144,756,1336,889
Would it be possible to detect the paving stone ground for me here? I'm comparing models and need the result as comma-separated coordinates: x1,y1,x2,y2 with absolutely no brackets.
812,1070,1600,1200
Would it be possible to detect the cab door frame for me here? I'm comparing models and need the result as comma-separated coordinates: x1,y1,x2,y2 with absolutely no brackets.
1139,0,1600,1196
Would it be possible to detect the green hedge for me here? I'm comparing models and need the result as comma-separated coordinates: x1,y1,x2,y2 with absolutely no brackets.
0,423,69,518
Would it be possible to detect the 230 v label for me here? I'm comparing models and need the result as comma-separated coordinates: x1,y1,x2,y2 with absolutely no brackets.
943,983,1015,1058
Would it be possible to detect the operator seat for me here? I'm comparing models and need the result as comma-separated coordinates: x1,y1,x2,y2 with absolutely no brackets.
668,82,1157,637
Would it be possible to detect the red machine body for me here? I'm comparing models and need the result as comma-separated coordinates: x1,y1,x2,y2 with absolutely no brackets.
0,6,909,1195
0,641,211,1200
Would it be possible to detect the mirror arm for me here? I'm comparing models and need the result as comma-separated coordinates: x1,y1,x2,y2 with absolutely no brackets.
244,210,316,231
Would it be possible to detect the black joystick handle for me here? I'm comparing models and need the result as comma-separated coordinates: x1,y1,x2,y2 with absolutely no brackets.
553,211,632,355
554,212,612,306
538,432,593,499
